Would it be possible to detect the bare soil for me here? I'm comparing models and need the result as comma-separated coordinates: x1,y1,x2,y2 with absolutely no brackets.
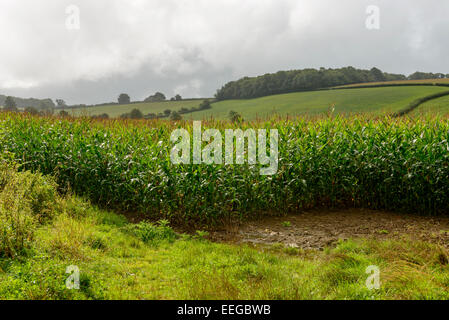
208,209,449,250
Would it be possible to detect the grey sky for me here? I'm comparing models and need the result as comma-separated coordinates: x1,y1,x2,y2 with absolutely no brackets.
0,0,448,105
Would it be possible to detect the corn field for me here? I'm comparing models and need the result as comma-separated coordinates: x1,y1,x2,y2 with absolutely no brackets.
0,113,448,225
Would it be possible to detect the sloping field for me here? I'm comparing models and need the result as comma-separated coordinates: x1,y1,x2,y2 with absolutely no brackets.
412,94,449,115
190,86,449,120
67,86,448,120
68,99,204,118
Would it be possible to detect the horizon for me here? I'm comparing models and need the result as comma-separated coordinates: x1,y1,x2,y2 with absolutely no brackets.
2,65,443,107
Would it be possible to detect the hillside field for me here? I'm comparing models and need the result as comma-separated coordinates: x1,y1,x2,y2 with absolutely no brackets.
68,86,448,120
68,99,204,118
412,95,449,115
191,86,449,120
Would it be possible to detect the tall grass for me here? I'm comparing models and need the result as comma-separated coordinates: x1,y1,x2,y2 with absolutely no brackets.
0,113,448,224
0,160,58,257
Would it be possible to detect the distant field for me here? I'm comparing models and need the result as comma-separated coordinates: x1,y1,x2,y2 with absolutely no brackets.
67,86,449,120
412,94,449,115
336,78,449,88
68,99,204,118
189,86,449,120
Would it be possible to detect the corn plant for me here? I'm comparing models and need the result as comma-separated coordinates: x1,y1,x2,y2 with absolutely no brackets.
0,113,448,225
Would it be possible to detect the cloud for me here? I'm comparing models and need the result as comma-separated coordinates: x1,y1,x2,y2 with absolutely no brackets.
0,0,448,104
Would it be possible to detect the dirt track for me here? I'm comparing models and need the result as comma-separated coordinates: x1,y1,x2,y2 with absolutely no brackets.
209,209,449,250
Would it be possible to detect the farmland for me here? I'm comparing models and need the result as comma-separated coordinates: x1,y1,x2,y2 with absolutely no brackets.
412,95,449,115
3,0,449,303
0,112,449,299
68,99,204,118
191,86,449,120
1,113,449,224
68,86,449,121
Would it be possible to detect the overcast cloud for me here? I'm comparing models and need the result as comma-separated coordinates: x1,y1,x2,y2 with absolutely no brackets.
0,0,448,104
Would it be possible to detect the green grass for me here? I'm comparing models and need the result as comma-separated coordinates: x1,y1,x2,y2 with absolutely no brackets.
412,95,449,115
191,86,448,120
1,164,449,300
68,100,204,118
68,86,448,120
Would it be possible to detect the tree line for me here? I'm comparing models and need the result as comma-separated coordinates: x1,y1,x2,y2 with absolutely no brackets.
1,96,56,115
0,95,55,112
215,67,449,100
118,92,182,105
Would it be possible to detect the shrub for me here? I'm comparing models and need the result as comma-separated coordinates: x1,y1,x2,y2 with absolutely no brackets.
129,109,144,119
0,164,58,257
170,111,182,121
59,110,69,117
229,110,243,122
179,107,189,114
199,99,212,110
123,220,177,244
24,107,39,115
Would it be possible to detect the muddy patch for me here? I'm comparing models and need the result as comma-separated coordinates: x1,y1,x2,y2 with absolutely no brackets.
208,209,449,250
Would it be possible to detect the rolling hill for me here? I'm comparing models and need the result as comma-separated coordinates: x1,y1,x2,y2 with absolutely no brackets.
187,86,449,120
412,94,449,115
68,99,204,118
67,85,449,121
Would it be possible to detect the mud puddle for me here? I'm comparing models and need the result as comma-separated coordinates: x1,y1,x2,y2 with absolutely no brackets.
208,209,449,250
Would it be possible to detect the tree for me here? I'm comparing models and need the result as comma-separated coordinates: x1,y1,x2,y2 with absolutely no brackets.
3,96,17,112
170,111,182,121
370,67,386,82
39,101,54,115
179,107,189,114
199,99,212,110
229,110,243,123
129,108,144,119
91,113,109,120
59,110,69,117
56,99,67,109
175,94,182,101
146,113,157,120
118,93,131,104
144,92,166,102
24,106,39,115
407,71,444,80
